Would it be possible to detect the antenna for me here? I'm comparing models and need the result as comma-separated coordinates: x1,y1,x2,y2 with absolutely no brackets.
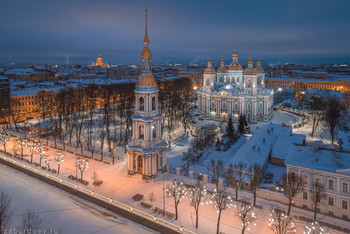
66,56,69,65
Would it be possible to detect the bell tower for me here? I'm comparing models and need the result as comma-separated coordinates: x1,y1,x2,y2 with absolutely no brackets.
127,10,167,179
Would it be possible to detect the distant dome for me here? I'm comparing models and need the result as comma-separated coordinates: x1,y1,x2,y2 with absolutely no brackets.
217,61,227,73
256,61,264,73
137,73,156,87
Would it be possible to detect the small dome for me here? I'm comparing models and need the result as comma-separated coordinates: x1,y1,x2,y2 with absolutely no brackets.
228,63,242,70
217,67,228,73
141,47,152,58
204,61,216,74
256,60,264,73
244,69,257,75
137,73,157,87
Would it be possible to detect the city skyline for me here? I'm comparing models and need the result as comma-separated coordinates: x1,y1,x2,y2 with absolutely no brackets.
1,0,350,65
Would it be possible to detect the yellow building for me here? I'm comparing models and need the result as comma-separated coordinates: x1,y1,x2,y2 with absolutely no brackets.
91,54,110,68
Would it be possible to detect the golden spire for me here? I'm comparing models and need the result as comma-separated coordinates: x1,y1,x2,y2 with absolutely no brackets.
144,9,149,45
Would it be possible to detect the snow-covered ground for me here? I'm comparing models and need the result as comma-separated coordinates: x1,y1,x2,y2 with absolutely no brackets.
0,164,155,234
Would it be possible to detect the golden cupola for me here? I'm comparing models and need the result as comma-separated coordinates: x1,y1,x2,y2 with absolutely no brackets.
217,59,228,73
228,48,242,70
141,9,152,59
204,60,216,74
244,57,257,75
256,59,264,73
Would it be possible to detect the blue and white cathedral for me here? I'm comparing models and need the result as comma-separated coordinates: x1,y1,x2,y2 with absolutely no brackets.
197,50,274,123
127,10,167,179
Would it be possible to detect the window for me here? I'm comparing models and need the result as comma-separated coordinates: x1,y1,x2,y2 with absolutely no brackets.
343,183,348,193
259,103,262,110
303,191,308,200
152,96,156,110
152,124,156,138
139,125,144,139
139,97,144,111
247,103,251,111
328,179,334,190
328,197,334,206
342,200,348,210
223,102,226,110
302,174,309,184
234,103,238,111
211,102,215,109
316,177,321,184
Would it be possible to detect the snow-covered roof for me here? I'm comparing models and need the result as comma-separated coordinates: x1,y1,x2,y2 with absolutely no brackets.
271,135,306,160
229,124,295,169
285,146,350,175
5,68,35,75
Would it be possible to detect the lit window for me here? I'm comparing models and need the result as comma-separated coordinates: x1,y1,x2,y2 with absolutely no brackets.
342,183,348,193
302,174,308,184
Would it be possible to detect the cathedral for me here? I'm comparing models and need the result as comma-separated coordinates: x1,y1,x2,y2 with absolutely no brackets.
91,54,110,68
127,10,167,179
197,51,274,123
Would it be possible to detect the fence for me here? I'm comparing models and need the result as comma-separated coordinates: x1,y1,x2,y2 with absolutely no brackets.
0,153,196,234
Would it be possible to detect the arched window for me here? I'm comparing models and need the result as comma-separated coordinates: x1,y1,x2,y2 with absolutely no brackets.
247,79,251,88
247,103,251,111
152,96,156,110
205,78,210,86
234,103,238,111
259,112,263,119
152,124,156,138
223,102,226,110
211,101,215,109
139,125,144,139
139,97,144,111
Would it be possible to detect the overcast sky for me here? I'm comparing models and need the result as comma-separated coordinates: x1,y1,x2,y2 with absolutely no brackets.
0,0,349,65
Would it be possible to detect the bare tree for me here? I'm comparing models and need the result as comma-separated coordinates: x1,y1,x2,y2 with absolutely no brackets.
188,179,207,229
35,143,45,167
211,189,233,234
76,158,89,182
21,208,42,231
0,192,12,233
15,137,27,160
268,208,296,234
311,181,326,221
231,163,247,201
325,98,345,144
167,180,187,220
208,160,224,191
308,96,325,138
98,129,106,161
248,163,262,206
43,155,51,170
26,138,37,164
234,200,257,234
304,221,330,234
282,172,304,215
0,130,10,153
54,150,64,174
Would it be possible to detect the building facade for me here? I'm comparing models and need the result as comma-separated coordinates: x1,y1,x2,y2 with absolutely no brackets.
91,54,110,68
197,51,273,123
127,10,167,179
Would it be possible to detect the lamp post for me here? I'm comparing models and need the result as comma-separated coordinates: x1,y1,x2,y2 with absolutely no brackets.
162,167,166,215
113,148,116,165
75,146,78,179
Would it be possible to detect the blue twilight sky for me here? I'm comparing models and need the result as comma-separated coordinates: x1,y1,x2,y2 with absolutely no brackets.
0,0,349,65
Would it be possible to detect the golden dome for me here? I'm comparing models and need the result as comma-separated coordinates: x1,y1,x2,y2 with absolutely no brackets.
244,68,257,75
248,60,253,65
204,67,216,74
141,47,152,58
137,73,157,87
257,60,261,65
232,53,238,57
228,63,242,70
256,67,264,73
220,60,225,65
217,67,228,73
